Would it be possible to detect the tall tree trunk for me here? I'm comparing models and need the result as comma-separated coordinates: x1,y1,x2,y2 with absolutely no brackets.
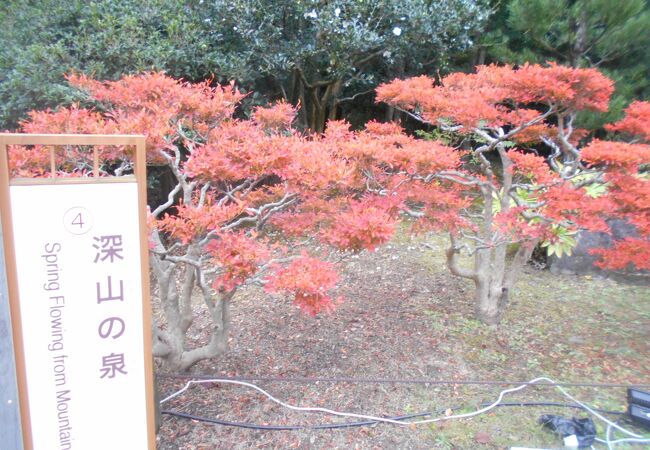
294,67,340,132
327,80,343,122
307,85,328,132
570,10,588,67
386,57,406,122
313,81,343,132
297,79,308,129
289,69,300,104
314,98,327,132
473,46,487,67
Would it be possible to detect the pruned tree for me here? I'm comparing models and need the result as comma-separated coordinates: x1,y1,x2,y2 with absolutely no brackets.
15,73,400,371
374,64,650,324
14,64,649,349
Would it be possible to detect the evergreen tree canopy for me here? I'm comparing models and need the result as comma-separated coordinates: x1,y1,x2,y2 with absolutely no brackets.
475,0,650,127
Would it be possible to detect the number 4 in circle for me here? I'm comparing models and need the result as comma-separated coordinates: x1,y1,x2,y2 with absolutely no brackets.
72,213,84,229
63,206,93,235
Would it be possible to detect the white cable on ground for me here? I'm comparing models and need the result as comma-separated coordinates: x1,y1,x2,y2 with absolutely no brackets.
595,422,650,449
160,376,650,441
601,437,650,445
162,376,540,425
606,422,613,450
540,378,642,439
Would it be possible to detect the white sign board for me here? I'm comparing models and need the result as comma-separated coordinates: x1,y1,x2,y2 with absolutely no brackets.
10,181,149,450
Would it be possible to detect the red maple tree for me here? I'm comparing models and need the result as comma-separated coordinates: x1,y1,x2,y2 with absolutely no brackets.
14,73,398,370
375,63,650,323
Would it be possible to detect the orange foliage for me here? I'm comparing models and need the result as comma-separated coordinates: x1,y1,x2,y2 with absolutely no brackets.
542,184,612,232
507,151,557,184
591,238,650,271
506,63,612,112
185,121,295,182
265,256,340,316
67,72,245,159
252,101,297,132
377,63,613,131
206,231,271,292
582,140,650,168
9,106,118,176
323,196,399,252
606,101,650,142
377,63,648,272
157,201,244,245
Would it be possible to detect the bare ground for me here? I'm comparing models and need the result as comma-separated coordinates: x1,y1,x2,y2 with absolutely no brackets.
155,232,650,449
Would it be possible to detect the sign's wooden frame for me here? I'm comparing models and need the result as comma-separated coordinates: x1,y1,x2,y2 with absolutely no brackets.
0,134,155,450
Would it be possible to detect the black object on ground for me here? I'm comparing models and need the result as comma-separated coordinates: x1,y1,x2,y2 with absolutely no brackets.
628,388,650,430
539,414,596,448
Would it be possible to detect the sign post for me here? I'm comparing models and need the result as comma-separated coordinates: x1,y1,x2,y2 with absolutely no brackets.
0,134,155,450
0,215,23,449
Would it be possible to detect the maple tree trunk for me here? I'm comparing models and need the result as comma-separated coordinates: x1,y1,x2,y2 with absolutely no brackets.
172,294,232,372
154,286,233,372
471,241,537,324
469,145,525,324
474,278,508,325
447,234,538,325
473,244,509,324
151,238,236,372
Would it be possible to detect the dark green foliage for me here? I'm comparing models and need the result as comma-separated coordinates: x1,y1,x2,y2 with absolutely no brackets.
0,0,219,130
1,1,81,129
197,0,490,130
474,0,650,128
0,0,491,131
